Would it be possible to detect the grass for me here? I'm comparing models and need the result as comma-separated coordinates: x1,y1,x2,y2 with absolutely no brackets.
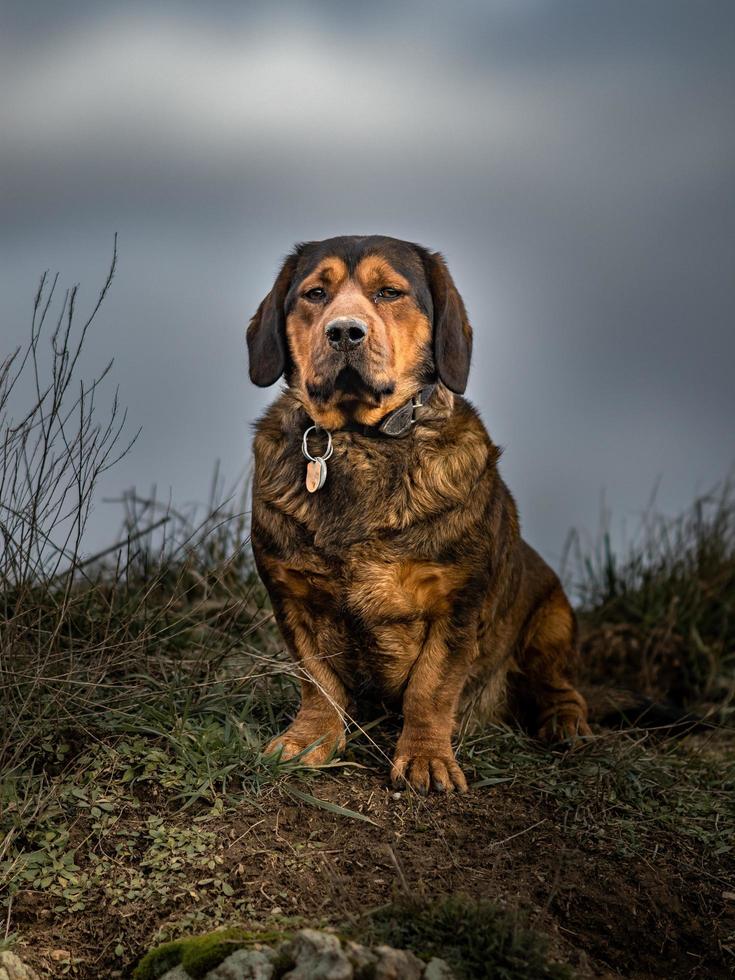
1,259,733,977
462,724,734,859
364,895,573,980
567,482,735,715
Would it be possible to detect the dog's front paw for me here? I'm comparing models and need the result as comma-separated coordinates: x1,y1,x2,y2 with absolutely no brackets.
263,727,343,767
391,746,468,795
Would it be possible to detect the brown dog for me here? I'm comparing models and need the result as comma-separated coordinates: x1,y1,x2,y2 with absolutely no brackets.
247,235,590,793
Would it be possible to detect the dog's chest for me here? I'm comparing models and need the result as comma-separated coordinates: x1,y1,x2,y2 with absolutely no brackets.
257,435,414,548
256,430,479,615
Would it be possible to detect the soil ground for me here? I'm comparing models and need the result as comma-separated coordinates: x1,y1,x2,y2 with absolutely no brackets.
7,725,734,980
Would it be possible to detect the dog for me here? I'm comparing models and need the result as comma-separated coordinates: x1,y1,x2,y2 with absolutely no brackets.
247,235,591,794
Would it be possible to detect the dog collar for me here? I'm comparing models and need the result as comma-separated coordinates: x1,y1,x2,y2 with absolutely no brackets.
300,384,437,493
339,383,437,439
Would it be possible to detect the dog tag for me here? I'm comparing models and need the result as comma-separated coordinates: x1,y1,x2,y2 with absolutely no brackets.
302,425,332,493
305,456,327,493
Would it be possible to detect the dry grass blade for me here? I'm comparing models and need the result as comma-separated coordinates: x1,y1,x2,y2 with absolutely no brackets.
285,787,380,826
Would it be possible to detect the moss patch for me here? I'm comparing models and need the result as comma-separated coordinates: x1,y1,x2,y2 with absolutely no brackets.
133,928,291,980
132,939,186,980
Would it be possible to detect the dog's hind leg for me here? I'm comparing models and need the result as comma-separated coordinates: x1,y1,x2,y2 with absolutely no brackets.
518,584,591,742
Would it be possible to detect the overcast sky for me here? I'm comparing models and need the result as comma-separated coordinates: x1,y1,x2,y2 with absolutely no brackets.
2,0,734,573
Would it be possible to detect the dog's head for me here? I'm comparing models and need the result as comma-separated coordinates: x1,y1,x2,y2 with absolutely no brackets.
247,235,472,428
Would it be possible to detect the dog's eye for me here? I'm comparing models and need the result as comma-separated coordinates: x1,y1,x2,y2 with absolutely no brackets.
376,287,402,300
303,287,327,302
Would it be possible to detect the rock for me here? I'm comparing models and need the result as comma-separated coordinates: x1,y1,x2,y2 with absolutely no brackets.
372,945,424,980
205,948,274,979
159,969,191,980
0,952,39,980
281,929,353,979
141,929,454,980
422,958,456,980
343,941,378,978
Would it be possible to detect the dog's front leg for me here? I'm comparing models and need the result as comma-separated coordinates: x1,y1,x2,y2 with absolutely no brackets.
390,621,474,794
262,590,348,767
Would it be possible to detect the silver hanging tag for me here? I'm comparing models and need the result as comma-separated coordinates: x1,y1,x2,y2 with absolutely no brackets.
302,425,333,493
305,456,327,493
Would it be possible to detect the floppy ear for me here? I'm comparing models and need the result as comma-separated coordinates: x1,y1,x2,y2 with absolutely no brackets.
424,251,473,394
246,252,299,387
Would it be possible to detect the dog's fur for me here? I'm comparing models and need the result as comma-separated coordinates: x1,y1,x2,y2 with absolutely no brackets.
247,235,590,793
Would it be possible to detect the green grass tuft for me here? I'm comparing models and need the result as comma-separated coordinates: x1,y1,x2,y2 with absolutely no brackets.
570,481,735,713
365,895,573,980
462,724,734,859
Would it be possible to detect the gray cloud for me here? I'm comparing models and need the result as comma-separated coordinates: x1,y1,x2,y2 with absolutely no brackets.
2,0,734,566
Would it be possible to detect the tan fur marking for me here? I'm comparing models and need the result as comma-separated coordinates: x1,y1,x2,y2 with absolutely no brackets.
299,260,348,290
530,591,575,650
260,556,339,608
355,255,412,294
350,559,467,623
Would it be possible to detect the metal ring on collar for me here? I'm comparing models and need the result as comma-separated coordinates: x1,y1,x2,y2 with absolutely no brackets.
301,425,334,462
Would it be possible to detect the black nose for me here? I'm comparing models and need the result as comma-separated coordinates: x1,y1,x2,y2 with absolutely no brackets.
325,317,367,351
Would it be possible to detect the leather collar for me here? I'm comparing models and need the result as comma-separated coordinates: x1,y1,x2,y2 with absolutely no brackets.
336,383,437,439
